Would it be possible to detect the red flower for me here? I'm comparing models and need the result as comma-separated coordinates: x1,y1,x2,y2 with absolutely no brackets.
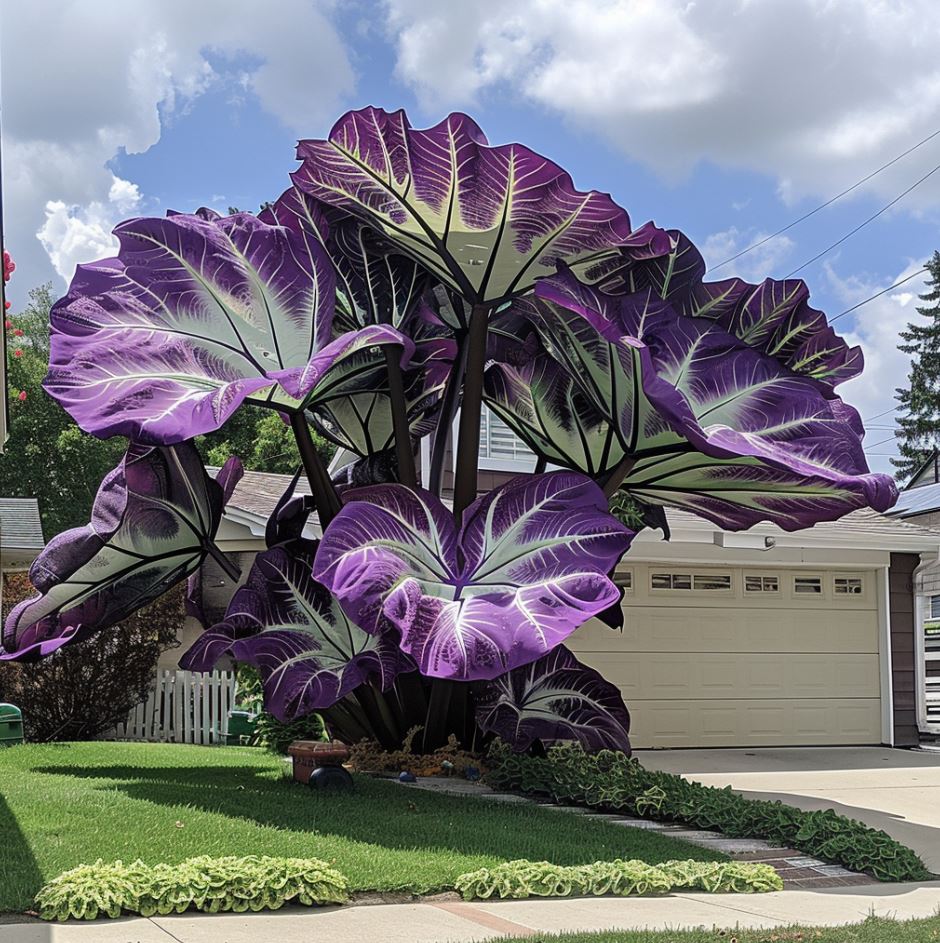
13,329,23,337
3,320,10,330
17,390,26,402
2,250,14,282
3,301,9,310
13,349,22,358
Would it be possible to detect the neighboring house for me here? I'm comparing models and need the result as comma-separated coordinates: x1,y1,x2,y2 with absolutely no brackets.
180,417,940,750
886,450,940,740
0,497,43,574
0,497,44,617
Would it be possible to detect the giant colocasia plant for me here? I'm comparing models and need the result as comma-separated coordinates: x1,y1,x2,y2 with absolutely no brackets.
1,107,896,757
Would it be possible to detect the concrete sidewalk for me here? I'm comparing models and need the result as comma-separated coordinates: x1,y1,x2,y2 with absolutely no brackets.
4,883,940,943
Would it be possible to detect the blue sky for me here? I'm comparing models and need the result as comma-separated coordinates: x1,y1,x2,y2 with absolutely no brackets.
4,0,940,474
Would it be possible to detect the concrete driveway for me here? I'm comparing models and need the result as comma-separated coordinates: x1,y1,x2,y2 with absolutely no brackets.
637,746,940,873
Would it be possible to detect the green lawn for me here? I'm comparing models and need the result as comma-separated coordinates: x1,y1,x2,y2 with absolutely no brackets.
488,917,940,943
0,742,721,913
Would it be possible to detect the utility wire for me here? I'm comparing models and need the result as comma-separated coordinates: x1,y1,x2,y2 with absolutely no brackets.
866,434,898,449
712,127,940,271
863,406,899,422
785,162,940,278
828,267,927,325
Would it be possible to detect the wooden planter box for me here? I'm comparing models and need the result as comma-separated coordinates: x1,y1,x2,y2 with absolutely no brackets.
287,740,350,784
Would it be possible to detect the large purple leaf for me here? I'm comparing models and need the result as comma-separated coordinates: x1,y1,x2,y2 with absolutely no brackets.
292,107,640,306
313,472,634,681
183,542,408,721
261,186,430,332
586,229,862,387
474,646,631,754
309,297,457,455
499,270,895,530
44,209,411,444
261,187,458,453
1,443,233,662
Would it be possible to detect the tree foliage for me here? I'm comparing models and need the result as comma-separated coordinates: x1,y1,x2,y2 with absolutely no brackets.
894,251,940,481
0,574,182,741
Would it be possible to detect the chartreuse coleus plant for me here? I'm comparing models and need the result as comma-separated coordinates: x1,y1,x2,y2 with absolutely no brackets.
2,107,895,754
486,742,931,883
35,855,348,921
454,858,782,901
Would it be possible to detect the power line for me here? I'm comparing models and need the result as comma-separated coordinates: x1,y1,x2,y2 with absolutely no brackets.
828,267,927,325
712,127,940,271
866,434,898,449
863,406,899,422
785,161,940,278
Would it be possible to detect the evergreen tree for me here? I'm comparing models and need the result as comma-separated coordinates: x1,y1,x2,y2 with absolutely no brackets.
894,252,940,482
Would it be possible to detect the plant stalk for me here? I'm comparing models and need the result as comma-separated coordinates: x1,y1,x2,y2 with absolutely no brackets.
289,412,341,529
384,345,417,488
602,453,638,499
427,334,468,496
354,686,399,751
452,304,490,516
204,542,241,582
422,679,461,752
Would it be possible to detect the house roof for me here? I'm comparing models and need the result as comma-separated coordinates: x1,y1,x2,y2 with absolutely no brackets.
222,469,940,554
889,481,940,518
0,497,44,551
655,505,940,552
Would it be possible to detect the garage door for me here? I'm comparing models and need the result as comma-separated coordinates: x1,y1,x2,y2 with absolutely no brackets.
567,564,882,748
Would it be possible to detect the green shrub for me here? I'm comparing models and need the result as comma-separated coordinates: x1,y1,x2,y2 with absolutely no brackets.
454,858,782,900
486,742,931,883
36,855,348,921
235,665,328,754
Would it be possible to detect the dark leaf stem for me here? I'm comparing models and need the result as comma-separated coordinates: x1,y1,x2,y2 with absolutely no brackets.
602,454,638,499
289,412,341,530
204,542,241,583
452,304,490,516
428,332,468,496
354,685,399,751
384,345,417,488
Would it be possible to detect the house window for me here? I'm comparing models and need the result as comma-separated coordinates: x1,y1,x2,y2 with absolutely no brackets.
478,409,535,463
745,575,779,593
651,572,730,591
794,576,823,595
615,571,633,591
834,577,863,596
930,595,940,620
693,574,732,591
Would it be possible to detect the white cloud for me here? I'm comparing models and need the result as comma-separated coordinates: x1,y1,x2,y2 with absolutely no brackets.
1,0,355,291
384,0,940,205
37,175,142,282
700,227,796,283
828,261,929,475
107,178,143,215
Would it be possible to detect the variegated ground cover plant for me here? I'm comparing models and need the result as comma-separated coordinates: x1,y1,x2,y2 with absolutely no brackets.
1,107,895,754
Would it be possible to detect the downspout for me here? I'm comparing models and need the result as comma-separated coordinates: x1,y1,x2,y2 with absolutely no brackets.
878,564,895,747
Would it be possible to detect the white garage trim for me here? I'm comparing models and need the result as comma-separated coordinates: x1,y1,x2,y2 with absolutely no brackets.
879,565,894,746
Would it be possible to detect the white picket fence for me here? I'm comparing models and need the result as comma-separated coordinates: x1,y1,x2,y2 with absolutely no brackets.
103,669,239,744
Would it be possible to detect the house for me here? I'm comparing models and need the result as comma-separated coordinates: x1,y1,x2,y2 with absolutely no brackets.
0,497,44,616
884,450,940,740
179,414,940,751
0,497,44,573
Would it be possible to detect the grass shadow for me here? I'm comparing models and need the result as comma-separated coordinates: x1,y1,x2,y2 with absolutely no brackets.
31,762,716,867
0,774,44,914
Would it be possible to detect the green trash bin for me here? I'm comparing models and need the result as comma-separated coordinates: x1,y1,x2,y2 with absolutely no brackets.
225,708,257,745
0,704,24,746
